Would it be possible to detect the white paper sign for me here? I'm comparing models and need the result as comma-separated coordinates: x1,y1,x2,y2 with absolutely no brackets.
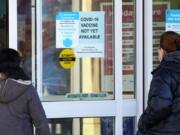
166,10,180,34
56,11,105,58
76,12,105,58
56,12,79,48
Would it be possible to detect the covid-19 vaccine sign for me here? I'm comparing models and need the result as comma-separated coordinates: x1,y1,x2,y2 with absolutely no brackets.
56,11,105,58
166,10,180,34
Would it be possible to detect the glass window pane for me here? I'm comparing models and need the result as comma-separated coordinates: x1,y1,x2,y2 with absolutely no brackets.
153,0,180,69
0,0,8,48
42,0,114,101
17,0,33,79
122,0,136,99
123,117,135,135
36,117,114,135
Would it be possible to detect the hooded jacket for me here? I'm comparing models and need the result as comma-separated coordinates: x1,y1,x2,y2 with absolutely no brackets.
137,51,180,135
0,78,51,135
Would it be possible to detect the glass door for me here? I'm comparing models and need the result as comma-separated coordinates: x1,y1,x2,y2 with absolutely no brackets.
122,0,143,134
36,0,122,134
9,0,36,84
9,0,144,134
144,0,180,106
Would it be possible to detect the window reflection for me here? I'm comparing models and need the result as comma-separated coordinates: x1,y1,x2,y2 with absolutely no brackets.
42,0,72,98
42,0,114,101
153,1,170,69
43,48,70,95
123,117,135,135
36,117,114,135
122,0,136,99
152,1,180,69
35,117,135,135
17,0,32,79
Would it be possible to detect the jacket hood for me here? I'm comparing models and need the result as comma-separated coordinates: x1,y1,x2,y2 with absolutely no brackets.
0,78,31,103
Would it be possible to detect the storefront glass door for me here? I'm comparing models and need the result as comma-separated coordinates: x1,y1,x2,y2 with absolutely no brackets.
9,0,144,134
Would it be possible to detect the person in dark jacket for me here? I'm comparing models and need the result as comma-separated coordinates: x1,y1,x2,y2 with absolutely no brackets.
0,48,51,135
137,31,180,135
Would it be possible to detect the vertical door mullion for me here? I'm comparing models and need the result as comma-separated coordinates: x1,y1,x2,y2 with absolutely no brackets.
115,0,123,134
32,0,36,86
9,0,17,49
144,0,153,107
136,0,143,121
36,0,43,97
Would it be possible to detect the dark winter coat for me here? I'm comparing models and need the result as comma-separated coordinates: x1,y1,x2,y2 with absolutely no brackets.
0,78,51,135
137,51,180,135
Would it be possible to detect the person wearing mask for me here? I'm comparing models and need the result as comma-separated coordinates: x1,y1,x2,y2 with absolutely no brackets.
0,48,51,135
136,31,180,135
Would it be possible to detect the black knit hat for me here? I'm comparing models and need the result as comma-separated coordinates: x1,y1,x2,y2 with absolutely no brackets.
0,48,21,69
0,48,29,80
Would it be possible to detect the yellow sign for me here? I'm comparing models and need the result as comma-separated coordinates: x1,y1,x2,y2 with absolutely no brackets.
59,49,76,69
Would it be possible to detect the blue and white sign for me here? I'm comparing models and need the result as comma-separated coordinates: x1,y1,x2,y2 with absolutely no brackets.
56,11,105,57
56,12,79,48
166,10,180,34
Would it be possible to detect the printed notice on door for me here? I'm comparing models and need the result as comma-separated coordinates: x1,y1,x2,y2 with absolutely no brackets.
56,11,105,58
76,12,105,58
56,12,79,48
166,10,180,34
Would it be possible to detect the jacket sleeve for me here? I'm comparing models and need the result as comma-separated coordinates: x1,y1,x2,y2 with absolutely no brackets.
27,86,51,135
138,70,174,132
